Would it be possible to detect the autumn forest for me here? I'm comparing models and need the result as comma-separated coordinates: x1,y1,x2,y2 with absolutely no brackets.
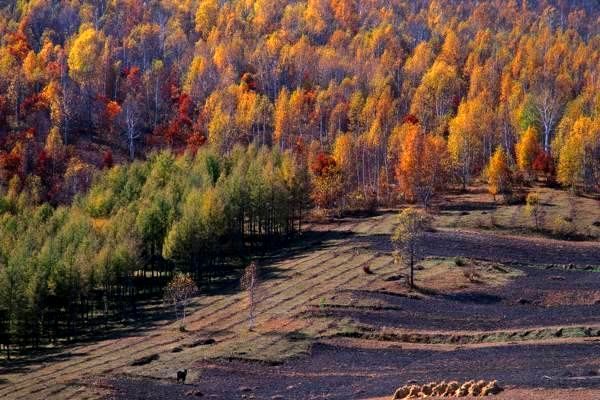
0,0,599,356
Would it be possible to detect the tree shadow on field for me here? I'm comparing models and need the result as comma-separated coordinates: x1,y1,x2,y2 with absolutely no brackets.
351,233,394,253
259,265,292,281
0,230,355,371
256,230,356,266
0,364,30,375
254,230,357,282
0,351,92,375
206,230,357,292
439,202,498,212
438,292,504,305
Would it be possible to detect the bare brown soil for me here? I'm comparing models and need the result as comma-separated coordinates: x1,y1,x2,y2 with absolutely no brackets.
358,227,600,265
103,338,600,399
104,264,600,399
1,202,599,400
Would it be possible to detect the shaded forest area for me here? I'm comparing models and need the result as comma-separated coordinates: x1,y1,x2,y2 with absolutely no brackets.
0,0,599,357
0,146,308,358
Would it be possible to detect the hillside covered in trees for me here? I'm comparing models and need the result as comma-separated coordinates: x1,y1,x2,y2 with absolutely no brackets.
0,0,599,206
0,0,600,355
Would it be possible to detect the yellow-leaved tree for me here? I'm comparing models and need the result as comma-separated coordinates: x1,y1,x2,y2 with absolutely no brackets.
195,0,219,38
273,88,291,149
557,117,600,191
448,98,489,189
516,126,541,179
68,27,105,87
410,60,460,133
487,147,512,200
332,132,354,178
45,127,65,179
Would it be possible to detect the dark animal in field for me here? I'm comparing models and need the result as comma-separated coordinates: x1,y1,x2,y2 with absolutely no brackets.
177,369,188,383
362,265,373,274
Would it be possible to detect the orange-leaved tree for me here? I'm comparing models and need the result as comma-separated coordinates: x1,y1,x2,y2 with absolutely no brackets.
395,122,449,208
516,126,541,180
310,152,343,209
487,146,512,200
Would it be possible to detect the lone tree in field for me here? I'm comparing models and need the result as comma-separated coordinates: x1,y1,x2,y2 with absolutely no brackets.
391,208,432,288
241,262,260,331
164,272,198,330
525,191,545,230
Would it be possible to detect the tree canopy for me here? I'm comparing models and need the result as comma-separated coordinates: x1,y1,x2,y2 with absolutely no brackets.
0,0,598,205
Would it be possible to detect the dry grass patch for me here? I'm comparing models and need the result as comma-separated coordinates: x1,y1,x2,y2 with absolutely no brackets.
542,290,600,306
259,318,307,334
411,257,523,293
332,324,600,346
215,330,313,364
313,257,521,305
435,186,600,240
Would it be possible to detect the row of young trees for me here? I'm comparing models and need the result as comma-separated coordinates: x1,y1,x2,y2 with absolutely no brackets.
0,145,308,358
0,0,599,208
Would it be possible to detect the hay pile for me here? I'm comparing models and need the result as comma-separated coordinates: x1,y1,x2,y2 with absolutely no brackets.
392,380,502,399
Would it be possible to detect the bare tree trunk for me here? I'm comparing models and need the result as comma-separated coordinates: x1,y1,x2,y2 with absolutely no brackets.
410,252,414,288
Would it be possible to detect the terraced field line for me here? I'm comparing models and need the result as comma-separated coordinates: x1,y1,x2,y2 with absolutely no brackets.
177,218,395,366
1,245,346,394
178,252,378,351
5,218,385,399
333,323,600,342
6,243,364,398
153,229,395,372
237,257,395,357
